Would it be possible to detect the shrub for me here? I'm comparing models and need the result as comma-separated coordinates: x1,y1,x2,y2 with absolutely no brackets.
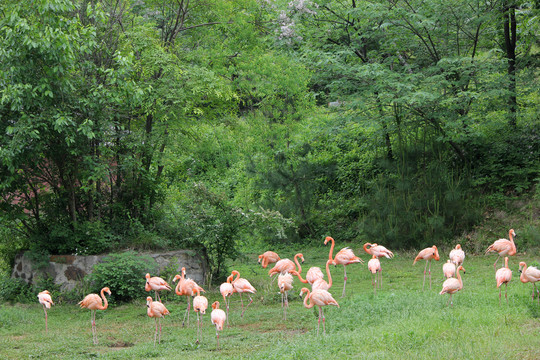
88,252,158,303
0,276,35,303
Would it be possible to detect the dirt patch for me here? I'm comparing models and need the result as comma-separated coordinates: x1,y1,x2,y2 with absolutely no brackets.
108,340,133,348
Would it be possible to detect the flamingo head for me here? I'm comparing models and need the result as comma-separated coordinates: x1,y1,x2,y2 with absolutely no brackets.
510,229,516,238
145,273,150,280
103,287,111,296
231,270,240,276
433,246,440,261
519,261,526,272
258,255,263,263
297,253,305,263
324,236,333,245
146,296,152,307
299,287,309,297
172,274,181,283
40,290,50,295
181,267,186,276
455,244,461,250
212,301,220,310
226,275,233,283
457,266,466,274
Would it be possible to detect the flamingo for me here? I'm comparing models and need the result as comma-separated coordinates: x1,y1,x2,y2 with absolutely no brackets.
219,276,234,327
268,253,305,276
311,260,334,292
193,288,208,344
230,270,257,317
78,287,111,344
146,296,170,346
291,266,324,286
368,255,382,294
258,251,280,268
413,245,440,290
173,267,205,327
439,265,466,306
443,260,456,279
495,257,512,304
145,273,171,302
300,287,339,336
519,262,540,303
485,229,517,268
37,290,54,333
278,272,293,320
210,301,226,350
324,236,363,297
449,244,465,266
363,243,394,259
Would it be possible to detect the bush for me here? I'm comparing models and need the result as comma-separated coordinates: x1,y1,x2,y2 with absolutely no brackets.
88,252,158,303
0,276,35,303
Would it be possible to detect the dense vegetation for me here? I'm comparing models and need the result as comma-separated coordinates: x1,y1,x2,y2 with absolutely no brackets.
1,0,539,279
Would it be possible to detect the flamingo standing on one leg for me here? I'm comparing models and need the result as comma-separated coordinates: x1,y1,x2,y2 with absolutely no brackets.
443,260,456,279
258,251,280,268
146,296,170,346
300,287,339,336
268,253,305,276
145,273,171,303
38,290,54,333
439,266,466,306
278,272,293,320
363,243,394,259
311,260,334,292
413,245,440,290
449,244,465,266
368,255,382,294
210,301,226,350
485,229,517,268
78,287,111,344
495,257,512,304
219,276,234,327
173,267,205,327
193,288,208,344
230,270,256,318
324,236,363,297
519,262,540,304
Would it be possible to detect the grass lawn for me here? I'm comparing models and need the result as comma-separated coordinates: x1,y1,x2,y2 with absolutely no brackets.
1,245,539,359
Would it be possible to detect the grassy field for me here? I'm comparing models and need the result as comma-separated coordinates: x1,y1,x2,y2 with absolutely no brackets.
1,246,540,359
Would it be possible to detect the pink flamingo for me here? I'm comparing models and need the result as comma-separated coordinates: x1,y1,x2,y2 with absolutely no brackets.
210,301,226,350
443,260,456,279
78,287,111,344
495,257,512,304
278,272,294,320
193,288,208,344
300,287,339,335
519,261,540,303
173,267,205,327
325,236,363,297
290,265,324,286
368,255,382,294
268,253,305,276
258,251,280,268
485,229,517,268
363,243,394,259
449,244,465,266
311,260,334,292
38,290,54,333
413,245,440,290
219,275,234,326
145,273,171,302
439,266,466,306
146,296,170,346
230,270,256,317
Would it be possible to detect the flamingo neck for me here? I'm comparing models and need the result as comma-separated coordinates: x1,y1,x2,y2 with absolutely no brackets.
520,264,528,282
303,290,315,309
326,260,332,287
233,271,240,282
328,238,335,260
504,257,509,269
99,289,109,310
457,269,463,288
175,278,183,295
509,230,514,243
292,271,308,283
363,243,371,255
294,255,302,273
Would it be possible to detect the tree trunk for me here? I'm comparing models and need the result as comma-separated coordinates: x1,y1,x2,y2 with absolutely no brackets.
502,0,517,128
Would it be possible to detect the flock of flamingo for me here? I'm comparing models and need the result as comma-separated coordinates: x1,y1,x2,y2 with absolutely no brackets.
36,229,540,349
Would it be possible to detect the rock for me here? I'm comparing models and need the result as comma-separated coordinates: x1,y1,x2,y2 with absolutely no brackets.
11,250,207,291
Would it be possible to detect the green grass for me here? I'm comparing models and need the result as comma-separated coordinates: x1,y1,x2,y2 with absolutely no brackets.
1,246,540,359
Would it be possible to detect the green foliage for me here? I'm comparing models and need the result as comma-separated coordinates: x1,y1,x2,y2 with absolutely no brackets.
0,275,34,303
88,252,157,303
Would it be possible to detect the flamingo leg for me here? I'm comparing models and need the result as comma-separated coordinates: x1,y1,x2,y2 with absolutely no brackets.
505,283,508,304
341,265,347,298
93,310,98,345
317,307,321,336
154,318,158,346
196,312,200,344
155,290,160,302
428,260,432,290
240,293,245,318
216,330,220,350
372,273,376,295
380,269,382,289
423,260,428,291
493,255,501,269
321,307,326,335
225,296,230,327
498,287,502,305
159,317,162,344
182,296,191,327
284,291,288,321
42,304,48,333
